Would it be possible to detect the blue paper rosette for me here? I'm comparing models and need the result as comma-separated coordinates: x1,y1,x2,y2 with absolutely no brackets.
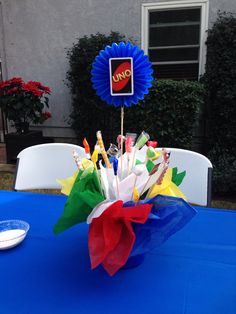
91,42,153,107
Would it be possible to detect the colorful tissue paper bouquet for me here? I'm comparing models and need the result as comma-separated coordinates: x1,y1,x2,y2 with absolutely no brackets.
54,131,197,276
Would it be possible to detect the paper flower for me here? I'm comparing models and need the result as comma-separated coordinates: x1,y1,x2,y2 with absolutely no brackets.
91,42,153,107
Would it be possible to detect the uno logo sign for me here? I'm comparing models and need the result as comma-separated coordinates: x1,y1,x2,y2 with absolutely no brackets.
112,62,131,91
109,58,134,95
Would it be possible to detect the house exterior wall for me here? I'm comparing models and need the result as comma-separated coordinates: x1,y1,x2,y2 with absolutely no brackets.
0,0,235,139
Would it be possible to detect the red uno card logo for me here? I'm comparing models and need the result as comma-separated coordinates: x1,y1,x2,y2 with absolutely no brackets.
109,58,134,96
112,62,131,91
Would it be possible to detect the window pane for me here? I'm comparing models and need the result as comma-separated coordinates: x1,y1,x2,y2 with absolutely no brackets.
148,7,201,80
149,47,199,62
150,8,201,25
149,25,200,46
153,63,199,80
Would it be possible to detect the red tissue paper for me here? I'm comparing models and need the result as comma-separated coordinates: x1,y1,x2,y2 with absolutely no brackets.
88,200,152,276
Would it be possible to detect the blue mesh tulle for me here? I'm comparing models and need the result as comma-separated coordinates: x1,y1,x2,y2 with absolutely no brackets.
124,195,197,257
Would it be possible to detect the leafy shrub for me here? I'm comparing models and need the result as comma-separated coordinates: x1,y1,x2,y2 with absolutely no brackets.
136,80,203,149
202,12,236,195
208,147,236,196
67,33,202,149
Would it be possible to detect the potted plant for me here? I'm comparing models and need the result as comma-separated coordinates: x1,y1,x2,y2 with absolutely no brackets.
0,77,52,162
0,77,51,133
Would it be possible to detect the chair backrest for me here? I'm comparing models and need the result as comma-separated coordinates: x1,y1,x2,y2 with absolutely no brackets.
14,143,86,190
157,148,212,206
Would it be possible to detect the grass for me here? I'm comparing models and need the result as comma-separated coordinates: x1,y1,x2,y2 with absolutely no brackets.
0,172,13,191
0,172,61,194
0,171,235,209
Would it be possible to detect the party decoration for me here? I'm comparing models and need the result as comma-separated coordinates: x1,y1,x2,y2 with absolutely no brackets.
127,194,196,257
92,42,153,179
132,164,145,202
91,42,153,107
107,143,119,165
147,141,158,148
91,149,99,163
147,168,186,200
54,170,104,234
133,187,140,204
113,157,119,199
54,37,196,278
125,136,133,154
96,131,112,168
109,57,133,96
83,138,91,158
56,172,78,196
172,167,186,186
117,135,126,149
125,133,137,174
73,150,82,169
55,134,196,276
135,131,150,150
88,200,152,276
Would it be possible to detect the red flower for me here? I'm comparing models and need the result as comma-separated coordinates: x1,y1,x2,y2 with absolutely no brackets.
33,81,51,94
22,82,44,97
88,200,152,276
0,82,10,89
7,87,21,95
8,77,24,85
42,111,52,119
43,86,51,94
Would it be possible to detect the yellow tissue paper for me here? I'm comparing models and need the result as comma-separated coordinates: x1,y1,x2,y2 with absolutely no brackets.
57,171,79,196
147,168,186,200
82,158,94,169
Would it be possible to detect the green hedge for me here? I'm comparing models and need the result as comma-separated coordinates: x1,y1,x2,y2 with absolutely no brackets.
66,32,202,149
202,12,236,195
136,80,203,149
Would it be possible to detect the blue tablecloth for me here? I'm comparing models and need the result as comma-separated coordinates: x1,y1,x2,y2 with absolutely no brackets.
0,190,235,314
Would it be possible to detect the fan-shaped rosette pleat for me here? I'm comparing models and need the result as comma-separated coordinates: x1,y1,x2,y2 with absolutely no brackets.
91,42,153,107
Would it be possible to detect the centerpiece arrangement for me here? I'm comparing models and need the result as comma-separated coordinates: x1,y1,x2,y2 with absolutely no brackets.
54,42,196,276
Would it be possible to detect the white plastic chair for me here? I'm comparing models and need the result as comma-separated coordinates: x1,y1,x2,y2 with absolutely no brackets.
13,143,86,191
155,148,213,207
